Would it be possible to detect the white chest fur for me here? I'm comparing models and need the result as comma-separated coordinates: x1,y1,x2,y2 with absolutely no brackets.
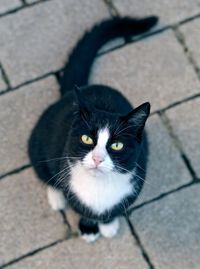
70,162,134,215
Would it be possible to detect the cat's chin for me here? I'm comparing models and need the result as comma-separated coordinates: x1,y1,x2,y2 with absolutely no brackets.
82,164,110,175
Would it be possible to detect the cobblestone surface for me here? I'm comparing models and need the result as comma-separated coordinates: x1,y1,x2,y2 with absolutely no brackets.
26,0,39,3
130,185,200,269
1,0,200,268
6,219,149,269
0,169,67,266
166,98,200,177
112,0,200,26
179,18,200,68
0,77,59,176
91,31,200,112
0,0,22,14
0,0,109,87
0,67,7,92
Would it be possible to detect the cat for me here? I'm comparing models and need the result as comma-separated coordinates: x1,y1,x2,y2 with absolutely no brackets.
28,16,158,242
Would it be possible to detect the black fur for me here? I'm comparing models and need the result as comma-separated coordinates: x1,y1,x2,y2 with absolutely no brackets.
28,16,158,228
79,218,99,235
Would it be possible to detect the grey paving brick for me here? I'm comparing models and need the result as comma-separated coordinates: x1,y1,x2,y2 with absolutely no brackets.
0,168,67,266
179,18,200,68
0,0,109,87
0,67,7,92
91,30,200,112
166,98,200,178
112,0,199,26
134,114,191,206
0,0,22,14
0,77,59,175
130,184,200,269
26,0,39,3
6,219,149,269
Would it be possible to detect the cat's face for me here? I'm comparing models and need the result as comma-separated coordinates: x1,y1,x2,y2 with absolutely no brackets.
80,127,115,173
67,90,150,176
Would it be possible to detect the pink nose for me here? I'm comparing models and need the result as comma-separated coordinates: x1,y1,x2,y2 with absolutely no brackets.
92,155,104,166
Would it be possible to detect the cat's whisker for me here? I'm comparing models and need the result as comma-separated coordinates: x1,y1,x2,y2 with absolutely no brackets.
53,162,75,189
54,171,70,189
134,174,155,188
38,156,81,163
121,198,129,218
45,165,72,187
115,125,133,136
113,164,133,174
135,162,145,172
113,118,126,135
113,163,155,188
115,123,143,136
51,173,70,190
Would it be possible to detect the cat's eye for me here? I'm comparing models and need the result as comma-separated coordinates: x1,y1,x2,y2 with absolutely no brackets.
111,142,124,151
81,135,94,145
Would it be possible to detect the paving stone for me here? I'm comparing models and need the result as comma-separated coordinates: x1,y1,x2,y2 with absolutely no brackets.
112,0,199,26
0,0,109,87
134,114,191,206
26,0,44,3
0,67,7,92
166,98,200,178
91,30,200,112
0,0,21,14
0,77,59,176
26,0,39,3
179,18,200,68
6,218,149,269
130,184,200,269
0,168,67,266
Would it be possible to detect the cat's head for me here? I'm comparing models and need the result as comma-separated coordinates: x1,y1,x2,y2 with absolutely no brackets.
67,87,150,175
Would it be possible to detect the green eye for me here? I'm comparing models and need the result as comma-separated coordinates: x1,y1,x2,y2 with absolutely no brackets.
111,142,124,151
81,135,94,145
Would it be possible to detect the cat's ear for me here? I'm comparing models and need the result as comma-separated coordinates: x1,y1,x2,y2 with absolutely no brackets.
73,86,94,119
120,102,150,141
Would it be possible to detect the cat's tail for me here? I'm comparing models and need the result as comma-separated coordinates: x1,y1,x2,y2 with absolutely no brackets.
60,16,158,96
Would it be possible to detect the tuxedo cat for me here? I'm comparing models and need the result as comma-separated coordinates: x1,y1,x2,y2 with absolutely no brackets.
28,16,158,242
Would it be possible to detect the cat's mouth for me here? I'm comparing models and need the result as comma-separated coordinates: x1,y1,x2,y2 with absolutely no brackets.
86,165,104,173
82,162,111,175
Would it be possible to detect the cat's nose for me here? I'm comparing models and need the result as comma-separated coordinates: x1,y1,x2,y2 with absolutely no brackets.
92,155,104,166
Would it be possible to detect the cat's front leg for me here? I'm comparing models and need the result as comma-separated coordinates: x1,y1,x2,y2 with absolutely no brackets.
47,186,66,211
79,217,100,243
99,218,119,238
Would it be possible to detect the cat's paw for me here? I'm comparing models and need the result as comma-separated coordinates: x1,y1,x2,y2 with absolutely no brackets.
81,233,100,243
99,218,119,238
47,186,66,211
79,218,99,243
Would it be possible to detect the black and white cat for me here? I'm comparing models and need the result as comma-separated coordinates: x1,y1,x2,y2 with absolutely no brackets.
28,16,158,242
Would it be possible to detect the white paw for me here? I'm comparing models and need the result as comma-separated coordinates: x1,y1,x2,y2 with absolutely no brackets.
81,233,100,243
99,218,119,238
47,186,66,211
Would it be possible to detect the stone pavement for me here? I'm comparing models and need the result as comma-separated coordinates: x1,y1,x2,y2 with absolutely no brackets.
0,0,200,268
